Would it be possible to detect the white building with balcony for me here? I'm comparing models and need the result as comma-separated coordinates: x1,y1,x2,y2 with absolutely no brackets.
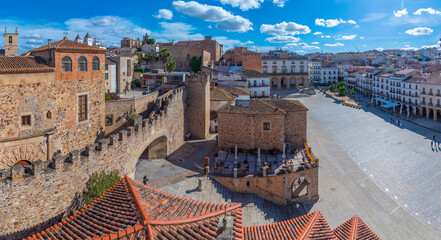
241,70,271,98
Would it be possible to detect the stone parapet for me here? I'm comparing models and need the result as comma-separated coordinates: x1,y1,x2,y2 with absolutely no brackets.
0,86,187,236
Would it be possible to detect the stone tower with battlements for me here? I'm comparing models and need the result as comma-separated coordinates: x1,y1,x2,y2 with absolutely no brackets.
4,27,18,56
186,71,210,139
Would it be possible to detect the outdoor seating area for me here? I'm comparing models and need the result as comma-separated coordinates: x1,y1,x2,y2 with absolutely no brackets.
374,97,400,110
211,146,315,177
343,101,362,109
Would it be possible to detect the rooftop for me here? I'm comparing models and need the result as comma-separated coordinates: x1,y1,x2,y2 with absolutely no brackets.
25,38,107,54
240,69,269,78
219,99,308,115
210,87,236,101
0,56,54,74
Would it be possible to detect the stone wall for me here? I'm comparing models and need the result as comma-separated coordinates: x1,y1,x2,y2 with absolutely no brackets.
218,113,285,151
0,87,186,236
104,91,159,134
284,111,307,149
211,167,319,205
186,72,210,139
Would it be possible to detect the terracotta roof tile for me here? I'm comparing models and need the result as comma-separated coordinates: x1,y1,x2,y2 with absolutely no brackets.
333,215,381,240
217,86,251,97
0,56,54,74
27,38,106,54
243,211,335,240
219,99,307,115
211,87,236,101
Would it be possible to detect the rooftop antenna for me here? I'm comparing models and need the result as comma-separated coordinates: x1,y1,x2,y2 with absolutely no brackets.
353,44,361,53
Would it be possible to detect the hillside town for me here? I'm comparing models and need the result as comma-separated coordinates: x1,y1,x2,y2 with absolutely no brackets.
1,3,441,240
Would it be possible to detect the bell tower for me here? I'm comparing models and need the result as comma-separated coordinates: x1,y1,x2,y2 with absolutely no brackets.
4,27,18,57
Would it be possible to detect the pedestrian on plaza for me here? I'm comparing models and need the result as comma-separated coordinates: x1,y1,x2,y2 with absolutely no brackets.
431,140,434,149
433,135,436,141
143,176,148,185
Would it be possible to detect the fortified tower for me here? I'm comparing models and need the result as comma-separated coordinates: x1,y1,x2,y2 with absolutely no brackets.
186,71,210,139
4,27,18,56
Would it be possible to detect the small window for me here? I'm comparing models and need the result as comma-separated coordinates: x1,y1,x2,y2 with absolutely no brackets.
46,111,52,119
22,115,31,126
92,56,100,71
105,115,113,126
78,95,88,122
9,36,12,43
61,56,72,72
105,73,109,80
78,56,87,72
263,122,270,131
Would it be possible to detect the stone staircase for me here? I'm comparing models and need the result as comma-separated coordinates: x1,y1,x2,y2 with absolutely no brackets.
158,177,306,226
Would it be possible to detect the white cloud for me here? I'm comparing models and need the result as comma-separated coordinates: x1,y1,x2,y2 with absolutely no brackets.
315,18,356,27
284,42,320,50
325,43,344,47
213,36,254,49
360,13,388,22
296,50,307,54
401,46,418,51
172,1,253,32
154,9,173,20
335,34,357,40
376,48,384,51
153,22,204,42
272,0,288,7
421,44,439,49
321,35,331,38
218,0,263,11
413,8,441,15
313,31,323,35
23,33,41,39
311,42,319,44
359,36,365,39
260,21,310,35
393,8,408,17
265,35,300,43
405,27,433,35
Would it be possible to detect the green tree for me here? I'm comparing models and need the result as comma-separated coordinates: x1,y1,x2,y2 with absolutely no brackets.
147,52,155,61
146,39,156,45
159,48,172,64
351,88,355,96
136,46,142,52
336,81,348,96
190,56,202,73
417,57,424,62
84,170,120,205
329,84,336,93
165,56,176,83
425,57,431,61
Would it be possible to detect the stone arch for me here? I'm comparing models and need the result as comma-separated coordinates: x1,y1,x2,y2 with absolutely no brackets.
140,135,168,160
13,160,34,175
291,174,311,199
281,77,287,87
271,78,278,87
0,141,47,169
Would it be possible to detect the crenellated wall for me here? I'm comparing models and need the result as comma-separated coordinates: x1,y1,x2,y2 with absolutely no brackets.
0,86,186,236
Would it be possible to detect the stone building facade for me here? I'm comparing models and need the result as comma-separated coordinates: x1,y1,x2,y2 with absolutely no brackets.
120,37,142,48
160,44,211,72
262,51,309,89
0,87,186,236
186,72,211,139
0,38,107,169
3,27,18,57
223,47,262,73
176,36,223,62
218,99,308,151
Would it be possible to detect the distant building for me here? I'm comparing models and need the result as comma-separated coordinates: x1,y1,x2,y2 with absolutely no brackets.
121,37,142,48
160,44,211,71
223,47,262,73
142,69,188,88
108,54,136,94
175,36,223,62
262,50,309,89
83,32,93,46
240,70,270,98
2,27,18,57
104,58,117,93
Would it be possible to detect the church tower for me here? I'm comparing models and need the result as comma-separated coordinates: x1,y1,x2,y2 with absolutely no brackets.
4,27,18,56
83,32,93,46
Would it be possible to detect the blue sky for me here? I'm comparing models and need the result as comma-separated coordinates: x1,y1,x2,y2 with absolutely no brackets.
1,0,441,54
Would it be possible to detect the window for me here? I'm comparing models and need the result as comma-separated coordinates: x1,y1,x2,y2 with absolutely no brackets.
21,115,31,127
92,56,100,71
105,73,109,80
9,36,12,43
61,56,72,72
105,115,113,126
263,122,270,131
46,111,52,119
78,56,87,72
78,95,88,122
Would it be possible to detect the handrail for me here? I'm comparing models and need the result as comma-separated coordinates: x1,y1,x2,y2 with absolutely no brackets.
304,142,316,165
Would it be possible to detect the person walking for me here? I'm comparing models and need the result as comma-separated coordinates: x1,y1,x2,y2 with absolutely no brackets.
143,176,148,185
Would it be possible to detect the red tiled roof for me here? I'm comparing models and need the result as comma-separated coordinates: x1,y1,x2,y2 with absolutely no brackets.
243,211,336,240
23,176,380,240
26,38,106,54
333,215,381,240
0,56,54,74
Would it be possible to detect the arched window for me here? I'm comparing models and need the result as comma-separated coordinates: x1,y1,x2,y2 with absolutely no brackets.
92,56,100,71
61,56,72,72
78,56,87,72
8,36,12,43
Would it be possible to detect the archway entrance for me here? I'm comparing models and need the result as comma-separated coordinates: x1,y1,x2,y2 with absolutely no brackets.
291,175,309,199
13,160,34,175
140,136,168,160
14,160,32,166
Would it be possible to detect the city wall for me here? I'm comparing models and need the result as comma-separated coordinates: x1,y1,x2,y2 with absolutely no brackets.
0,87,186,236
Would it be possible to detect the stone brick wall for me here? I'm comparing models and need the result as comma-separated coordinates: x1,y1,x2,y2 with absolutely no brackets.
160,45,211,72
0,87,186,236
284,111,307,149
211,167,319,205
223,47,262,73
218,113,285,151
104,91,159,134
186,72,210,139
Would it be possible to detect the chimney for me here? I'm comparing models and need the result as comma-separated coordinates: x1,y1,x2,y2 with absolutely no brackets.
63,36,68,40
48,39,52,48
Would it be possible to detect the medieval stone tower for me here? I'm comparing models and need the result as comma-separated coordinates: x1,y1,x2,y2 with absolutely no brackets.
4,27,18,56
186,71,210,139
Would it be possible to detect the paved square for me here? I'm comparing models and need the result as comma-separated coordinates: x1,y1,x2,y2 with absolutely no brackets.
279,90,440,239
